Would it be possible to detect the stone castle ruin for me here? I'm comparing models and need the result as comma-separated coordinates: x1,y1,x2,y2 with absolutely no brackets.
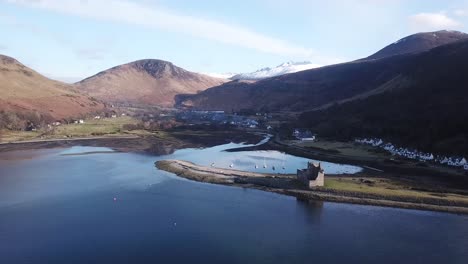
297,161,325,188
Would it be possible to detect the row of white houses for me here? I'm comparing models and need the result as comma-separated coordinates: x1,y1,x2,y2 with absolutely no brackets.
355,138,468,170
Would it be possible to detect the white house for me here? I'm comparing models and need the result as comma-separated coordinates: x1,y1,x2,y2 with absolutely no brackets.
459,158,467,166
301,136,316,141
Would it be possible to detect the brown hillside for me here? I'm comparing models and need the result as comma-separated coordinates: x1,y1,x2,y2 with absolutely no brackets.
0,55,105,122
75,59,226,107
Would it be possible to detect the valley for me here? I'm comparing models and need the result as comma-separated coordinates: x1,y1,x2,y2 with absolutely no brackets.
1,30,467,216
3,2,468,263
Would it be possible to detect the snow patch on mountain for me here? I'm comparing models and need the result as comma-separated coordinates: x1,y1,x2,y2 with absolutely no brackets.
202,72,237,79
231,61,321,80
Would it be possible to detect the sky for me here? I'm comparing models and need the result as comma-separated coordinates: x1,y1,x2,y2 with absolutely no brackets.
1,0,468,82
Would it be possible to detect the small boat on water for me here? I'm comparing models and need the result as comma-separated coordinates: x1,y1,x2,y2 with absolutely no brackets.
272,166,275,171
211,162,215,167
263,157,267,168
255,164,259,169
229,163,234,168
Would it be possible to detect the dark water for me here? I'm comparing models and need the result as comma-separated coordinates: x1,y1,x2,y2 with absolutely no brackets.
0,145,467,264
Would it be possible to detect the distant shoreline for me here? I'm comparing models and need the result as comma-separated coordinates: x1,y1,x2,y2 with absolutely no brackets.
0,135,140,145
156,160,468,215
0,129,264,155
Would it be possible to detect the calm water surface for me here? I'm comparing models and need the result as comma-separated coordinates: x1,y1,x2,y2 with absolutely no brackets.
0,143,467,264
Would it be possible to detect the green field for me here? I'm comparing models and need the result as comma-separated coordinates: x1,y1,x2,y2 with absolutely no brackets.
0,116,142,143
52,116,139,137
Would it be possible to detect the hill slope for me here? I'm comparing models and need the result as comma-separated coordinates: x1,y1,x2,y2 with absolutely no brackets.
176,31,468,113
367,30,468,60
300,40,468,155
76,59,226,107
176,56,413,112
175,32,468,155
0,55,104,128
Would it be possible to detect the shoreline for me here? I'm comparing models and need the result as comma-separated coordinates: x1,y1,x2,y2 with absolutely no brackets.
0,129,264,154
0,135,140,145
155,160,468,215
226,135,468,190
2,130,467,215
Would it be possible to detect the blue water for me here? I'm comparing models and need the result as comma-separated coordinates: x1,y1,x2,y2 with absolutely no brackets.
0,144,467,264
166,140,362,174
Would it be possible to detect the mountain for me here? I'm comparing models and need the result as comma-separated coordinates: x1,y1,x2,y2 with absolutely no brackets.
367,30,468,60
0,55,105,128
176,31,468,113
76,59,226,107
176,56,409,112
300,39,468,155
175,32,468,155
203,72,238,79
230,61,321,80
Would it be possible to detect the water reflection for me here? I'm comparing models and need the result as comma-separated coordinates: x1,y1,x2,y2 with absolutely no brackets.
296,198,324,224
0,143,467,264
166,141,362,174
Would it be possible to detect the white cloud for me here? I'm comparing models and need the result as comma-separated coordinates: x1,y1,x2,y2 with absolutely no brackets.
409,12,461,31
5,0,335,62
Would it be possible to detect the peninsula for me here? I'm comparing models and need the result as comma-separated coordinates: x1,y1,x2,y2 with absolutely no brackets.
156,160,468,215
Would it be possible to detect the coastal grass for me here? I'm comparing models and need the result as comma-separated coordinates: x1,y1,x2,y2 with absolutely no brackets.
324,177,468,205
0,130,42,143
290,139,388,159
51,116,138,137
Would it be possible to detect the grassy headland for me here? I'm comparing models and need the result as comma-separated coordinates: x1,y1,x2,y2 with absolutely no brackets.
156,160,468,214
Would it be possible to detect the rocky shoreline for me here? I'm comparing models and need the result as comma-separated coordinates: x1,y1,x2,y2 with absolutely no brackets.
156,160,468,215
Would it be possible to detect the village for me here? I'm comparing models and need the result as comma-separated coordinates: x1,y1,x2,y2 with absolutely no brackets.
175,110,272,129
355,138,468,171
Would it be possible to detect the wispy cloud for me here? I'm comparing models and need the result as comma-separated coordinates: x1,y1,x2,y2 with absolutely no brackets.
408,12,461,31
6,0,334,62
1,10,112,62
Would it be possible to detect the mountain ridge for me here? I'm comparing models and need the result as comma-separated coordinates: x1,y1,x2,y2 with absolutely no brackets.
366,30,468,60
76,59,226,107
176,30,468,112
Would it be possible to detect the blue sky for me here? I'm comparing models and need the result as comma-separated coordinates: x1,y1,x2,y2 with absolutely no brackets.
1,0,468,82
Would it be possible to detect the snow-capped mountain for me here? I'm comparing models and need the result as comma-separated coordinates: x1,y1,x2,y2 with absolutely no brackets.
231,61,321,80
202,72,238,79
